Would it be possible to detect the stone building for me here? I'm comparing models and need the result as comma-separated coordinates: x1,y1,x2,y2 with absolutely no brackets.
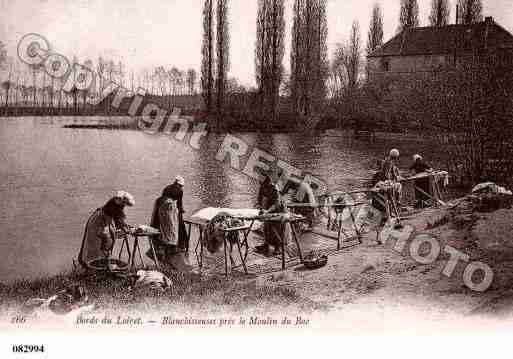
367,17,513,83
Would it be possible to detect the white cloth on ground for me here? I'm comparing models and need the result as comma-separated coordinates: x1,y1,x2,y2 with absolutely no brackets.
472,182,512,195
135,270,172,290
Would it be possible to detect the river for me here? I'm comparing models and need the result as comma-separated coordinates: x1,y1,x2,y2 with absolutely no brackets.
0,116,430,283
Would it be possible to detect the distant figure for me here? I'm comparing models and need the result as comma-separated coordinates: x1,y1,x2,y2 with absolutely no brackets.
370,149,404,215
382,148,401,182
409,154,433,208
78,191,134,269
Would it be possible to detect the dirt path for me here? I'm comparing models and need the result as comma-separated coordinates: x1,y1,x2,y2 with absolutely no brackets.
215,203,513,328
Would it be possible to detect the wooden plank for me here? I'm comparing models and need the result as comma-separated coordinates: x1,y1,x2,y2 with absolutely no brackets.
184,217,208,227
287,202,368,208
338,239,361,249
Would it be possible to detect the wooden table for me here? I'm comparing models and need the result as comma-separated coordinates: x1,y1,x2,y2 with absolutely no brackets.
184,217,254,277
183,217,208,269
240,213,305,271
288,202,364,250
400,171,448,207
118,228,161,271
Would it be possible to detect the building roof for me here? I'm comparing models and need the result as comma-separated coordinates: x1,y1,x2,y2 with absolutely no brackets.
369,17,513,58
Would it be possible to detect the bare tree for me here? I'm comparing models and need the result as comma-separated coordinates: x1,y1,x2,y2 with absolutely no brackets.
457,0,482,24
118,61,125,87
329,43,347,98
186,69,197,95
0,41,6,71
201,0,215,114
130,71,135,93
216,0,230,121
0,47,12,111
169,67,181,107
398,0,419,32
366,3,383,56
155,66,167,97
429,0,450,27
344,21,362,92
83,59,93,111
178,70,185,96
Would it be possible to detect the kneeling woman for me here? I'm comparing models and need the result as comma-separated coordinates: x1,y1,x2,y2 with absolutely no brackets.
78,191,135,270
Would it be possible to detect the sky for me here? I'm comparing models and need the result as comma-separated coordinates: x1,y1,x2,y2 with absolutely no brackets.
1,0,512,87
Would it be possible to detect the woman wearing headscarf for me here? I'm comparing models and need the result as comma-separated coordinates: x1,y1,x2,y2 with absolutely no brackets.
78,191,134,269
150,182,180,261
281,180,316,230
162,176,188,251
409,154,432,208
255,169,289,256
150,176,191,270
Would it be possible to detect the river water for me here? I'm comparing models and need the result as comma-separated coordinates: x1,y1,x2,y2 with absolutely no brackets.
0,116,419,283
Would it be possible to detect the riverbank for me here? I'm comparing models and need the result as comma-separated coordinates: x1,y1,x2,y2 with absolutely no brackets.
2,191,513,328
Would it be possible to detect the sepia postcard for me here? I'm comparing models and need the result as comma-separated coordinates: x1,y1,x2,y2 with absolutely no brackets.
1,0,512,357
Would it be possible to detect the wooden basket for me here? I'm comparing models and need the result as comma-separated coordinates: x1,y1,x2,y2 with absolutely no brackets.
303,253,328,269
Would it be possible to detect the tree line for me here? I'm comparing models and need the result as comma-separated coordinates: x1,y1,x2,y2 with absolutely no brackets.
0,41,200,115
198,0,485,131
0,0,486,120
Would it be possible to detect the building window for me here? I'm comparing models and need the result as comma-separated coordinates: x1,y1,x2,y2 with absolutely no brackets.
381,58,390,72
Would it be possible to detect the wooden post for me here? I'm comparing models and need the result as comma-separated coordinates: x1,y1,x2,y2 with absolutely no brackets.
290,222,303,262
130,237,138,271
281,227,286,270
149,236,160,269
136,238,145,269
336,212,343,250
223,233,228,277
235,232,248,274
199,227,204,268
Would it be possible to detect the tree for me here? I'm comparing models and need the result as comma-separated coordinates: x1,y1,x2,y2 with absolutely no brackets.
216,0,230,121
169,67,181,106
30,64,43,107
344,21,362,91
0,41,6,70
186,69,197,95
255,0,285,121
154,66,167,97
83,59,94,111
1,80,12,109
118,61,125,87
256,0,269,114
457,0,482,24
290,0,329,118
398,0,419,32
96,56,106,112
201,0,215,114
429,0,450,27
329,43,348,98
0,44,11,111
366,3,383,56
71,55,79,113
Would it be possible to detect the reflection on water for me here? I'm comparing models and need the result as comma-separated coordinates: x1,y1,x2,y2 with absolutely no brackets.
0,116,390,282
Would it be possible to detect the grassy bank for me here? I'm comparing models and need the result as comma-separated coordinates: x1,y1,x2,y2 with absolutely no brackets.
0,266,327,320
